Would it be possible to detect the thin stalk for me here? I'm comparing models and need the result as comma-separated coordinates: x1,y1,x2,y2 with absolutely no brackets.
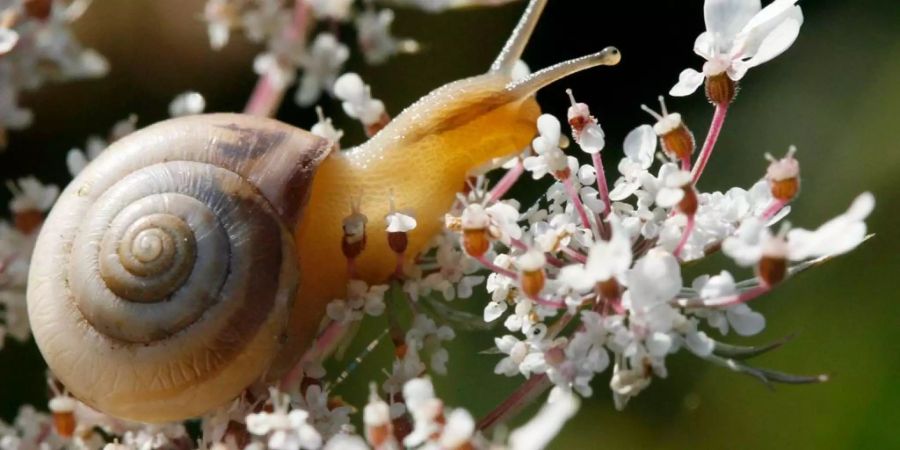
489,159,525,203
673,215,695,260
563,176,593,231
591,153,611,217
691,103,729,184
477,374,551,431
244,0,311,117
761,199,788,222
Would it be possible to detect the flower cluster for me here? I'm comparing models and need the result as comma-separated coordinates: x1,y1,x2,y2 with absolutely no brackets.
0,0,107,147
0,1,877,450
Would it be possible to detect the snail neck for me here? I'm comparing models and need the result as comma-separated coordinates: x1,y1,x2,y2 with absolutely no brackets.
278,82,539,373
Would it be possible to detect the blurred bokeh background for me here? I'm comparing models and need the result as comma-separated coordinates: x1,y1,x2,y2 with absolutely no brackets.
1,0,898,448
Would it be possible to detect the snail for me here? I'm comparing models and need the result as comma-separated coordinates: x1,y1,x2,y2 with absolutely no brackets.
26,0,620,423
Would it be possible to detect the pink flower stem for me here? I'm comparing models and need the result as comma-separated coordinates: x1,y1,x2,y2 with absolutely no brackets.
243,0,311,117
475,255,518,280
477,374,551,431
280,319,347,390
704,285,771,307
591,153,612,217
563,176,593,231
681,157,692,172
761,199,787,221
529,294,565,309
691,103,729,184
673,214,695,260
488,160,525,203
560,246,587,263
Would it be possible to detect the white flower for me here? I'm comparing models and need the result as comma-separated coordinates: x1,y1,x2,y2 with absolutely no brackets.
296,33,349,106
356,8,418,65
333,72,386,127
671,0,804,96
523,114,572,179
168,91,206,117
723,192,873,266
626,249,683,310
565,90,605,154
557,220,632,293
786,192,873,260
246,391,322,450
406,314,455,374
7,177,59,214
326,281,388,323
609,125,656,201
610,363,652,410
460,201,522,244
203,0,240,50
323,434,369,450
0,28,19,55
655,169,692,208
309,0,354,21
310,107,344,149
483,300,508,322
293,385,351,440
508,391,580,450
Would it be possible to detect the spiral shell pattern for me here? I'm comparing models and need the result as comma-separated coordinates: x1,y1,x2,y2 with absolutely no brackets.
27,114,330,422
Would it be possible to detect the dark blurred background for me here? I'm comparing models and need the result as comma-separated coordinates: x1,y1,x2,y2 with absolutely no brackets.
1,1,898,448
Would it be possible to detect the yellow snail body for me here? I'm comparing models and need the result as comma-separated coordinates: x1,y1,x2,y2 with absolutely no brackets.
26,0,619,422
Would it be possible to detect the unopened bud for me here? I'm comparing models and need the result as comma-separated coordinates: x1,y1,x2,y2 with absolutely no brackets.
766,147,800,202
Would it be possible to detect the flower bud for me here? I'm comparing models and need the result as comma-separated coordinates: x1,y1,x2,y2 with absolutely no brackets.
765,147,800,202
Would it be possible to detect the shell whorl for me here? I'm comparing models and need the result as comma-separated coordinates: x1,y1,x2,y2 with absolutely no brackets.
27,114,330,422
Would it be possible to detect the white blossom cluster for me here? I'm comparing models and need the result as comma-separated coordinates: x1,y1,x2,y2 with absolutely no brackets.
0,1,878,450
0,0,107,146
203,0,428,107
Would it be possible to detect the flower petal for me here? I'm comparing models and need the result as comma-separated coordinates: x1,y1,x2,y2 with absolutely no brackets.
704,0,762,52
669,68,706,97
623,124,657,167
739,7,803,70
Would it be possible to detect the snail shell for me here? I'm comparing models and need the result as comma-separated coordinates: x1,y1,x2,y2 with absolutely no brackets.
27,113,330,422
